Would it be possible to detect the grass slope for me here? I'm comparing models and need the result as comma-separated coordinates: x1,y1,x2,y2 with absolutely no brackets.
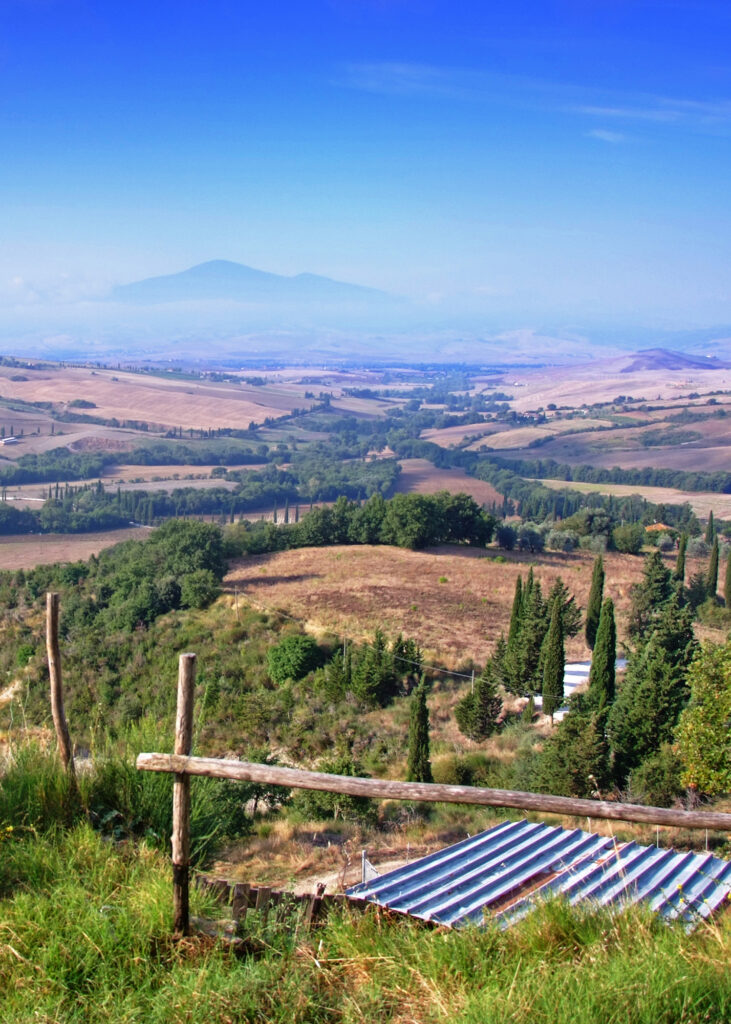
0,820,729,1023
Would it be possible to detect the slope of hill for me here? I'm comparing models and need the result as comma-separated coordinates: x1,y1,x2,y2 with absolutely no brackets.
621,348,731,373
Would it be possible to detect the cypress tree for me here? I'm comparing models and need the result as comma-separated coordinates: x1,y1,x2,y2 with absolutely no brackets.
541,600,565,723
705,511,715,544
609,592,696,784
628,550,672,638
406,681,433,783
587,598,616,709
521,578,547,690
585,555,604,649
548,577,581,638
706,536,719,599
674,532,687,583
507,576,523,643
725,554,731,608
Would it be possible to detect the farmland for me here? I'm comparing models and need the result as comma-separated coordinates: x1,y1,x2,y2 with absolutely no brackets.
0,526,147,569
538,478,731,520
394,458,502,507
0,365,318,431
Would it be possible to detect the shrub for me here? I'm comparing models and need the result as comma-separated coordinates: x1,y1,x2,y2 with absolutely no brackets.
628,745,684,808
267,634,321,684
546,529,579,553
180,568,220,609
579,534,608,553
612,523,646,554
687,537,709,558
496,524,517,550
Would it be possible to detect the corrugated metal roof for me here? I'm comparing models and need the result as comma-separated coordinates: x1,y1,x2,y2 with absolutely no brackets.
347,819,731,931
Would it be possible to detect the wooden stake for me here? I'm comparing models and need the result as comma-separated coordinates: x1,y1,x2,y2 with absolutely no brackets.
172,652,196,936
45,592,75,777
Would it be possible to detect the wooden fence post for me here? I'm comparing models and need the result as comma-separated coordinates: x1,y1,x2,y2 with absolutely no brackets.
172,652,196,935
45,592,75,777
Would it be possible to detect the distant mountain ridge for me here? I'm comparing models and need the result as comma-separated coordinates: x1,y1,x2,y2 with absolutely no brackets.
110,259,401,306
620,348,731,372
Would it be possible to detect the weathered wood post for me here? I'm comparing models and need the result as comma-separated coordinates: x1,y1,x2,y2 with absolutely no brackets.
172,652,196,935
46,592,75,777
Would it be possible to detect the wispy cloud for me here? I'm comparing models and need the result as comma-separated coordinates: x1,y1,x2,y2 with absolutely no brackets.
573,97,731,128
338,62,475,99
586,128,627,144
338,60,731,135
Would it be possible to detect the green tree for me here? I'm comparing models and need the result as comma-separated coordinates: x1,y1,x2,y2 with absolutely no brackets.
674,532,687,584
706,536,719,598
585,555,605,650
507,576,523,643
547,577,581,638
675,642,731,796
627,550,672,638
406,681,433,783
587,598,616,710
541,600,565,723
610,593,697,784
179,568,220,609
536,696,610,799
455,663,503,741
704,510,715,544
267,634,321,684
725,553,731,608
612,522,646,554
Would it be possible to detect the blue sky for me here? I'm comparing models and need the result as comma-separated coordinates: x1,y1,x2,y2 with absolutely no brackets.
2,0,730,327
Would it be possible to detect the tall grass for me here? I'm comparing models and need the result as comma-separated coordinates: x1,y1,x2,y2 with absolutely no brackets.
1,742,730,1023
0,822,729,1023
0,726,252,864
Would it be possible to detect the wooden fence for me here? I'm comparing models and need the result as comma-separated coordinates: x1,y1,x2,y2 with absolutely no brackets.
37,597,731,938
135,652,731,936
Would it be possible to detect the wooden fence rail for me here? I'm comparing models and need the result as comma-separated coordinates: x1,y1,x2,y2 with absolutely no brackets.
137,752,731,833
137,652,731,936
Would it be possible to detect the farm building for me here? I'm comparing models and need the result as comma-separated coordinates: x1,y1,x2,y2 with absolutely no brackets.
348,819,731,932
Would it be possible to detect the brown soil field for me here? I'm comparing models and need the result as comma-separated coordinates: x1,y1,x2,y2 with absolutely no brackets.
0,527,147,570
226,544,663,666
0,367,315,431
538,479,731,519
395,459,502,505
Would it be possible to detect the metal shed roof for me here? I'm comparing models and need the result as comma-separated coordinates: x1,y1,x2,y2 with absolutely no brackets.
347,819,731,931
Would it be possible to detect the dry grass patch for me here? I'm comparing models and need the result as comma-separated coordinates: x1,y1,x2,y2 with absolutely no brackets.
0,527,146,570
395,458,502,506
469,419,614,451
0,366,314,430
227,544,656,664
538,479,731,519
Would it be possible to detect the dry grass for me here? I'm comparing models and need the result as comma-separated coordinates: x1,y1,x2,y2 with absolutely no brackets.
538,479,731,519
395,459,502,506
504,360,731,414
226,544,661,665
421,422,504,447
0,527,146,570
468,418,614,451
0,366,315,431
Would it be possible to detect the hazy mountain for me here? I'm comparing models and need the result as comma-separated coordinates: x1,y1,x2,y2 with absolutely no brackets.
110,259,401,307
